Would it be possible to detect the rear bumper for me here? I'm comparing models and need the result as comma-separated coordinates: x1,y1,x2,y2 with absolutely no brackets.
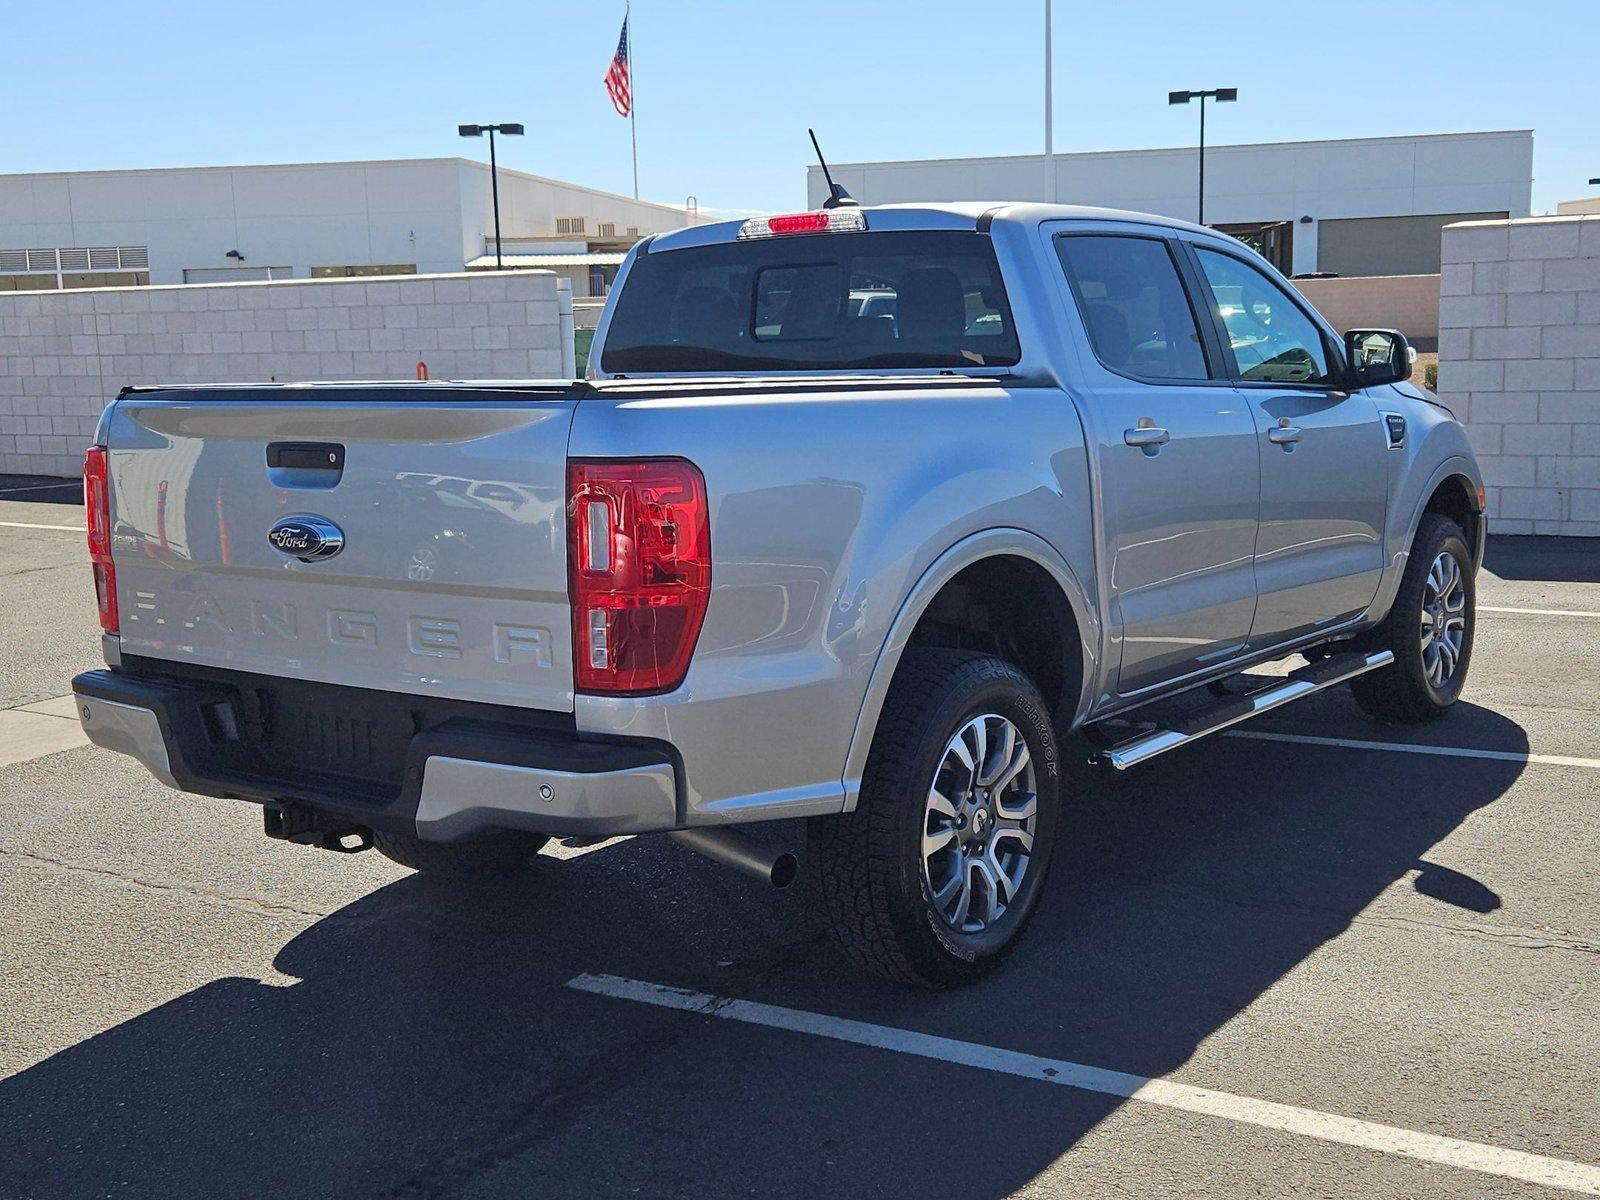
72,666,679,841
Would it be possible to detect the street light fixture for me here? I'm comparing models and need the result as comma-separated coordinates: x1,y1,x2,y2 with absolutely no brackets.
459,123,525,271
1168,88,1236,225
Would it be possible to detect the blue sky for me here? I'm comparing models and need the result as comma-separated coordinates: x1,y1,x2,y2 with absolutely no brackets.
4,0,1596,216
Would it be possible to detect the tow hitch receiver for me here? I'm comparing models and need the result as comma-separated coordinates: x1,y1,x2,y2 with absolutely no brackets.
263,802,373,854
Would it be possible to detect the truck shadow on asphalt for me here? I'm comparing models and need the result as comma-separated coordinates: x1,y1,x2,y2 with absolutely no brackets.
1483,533,1600,584
0,701,1529,1199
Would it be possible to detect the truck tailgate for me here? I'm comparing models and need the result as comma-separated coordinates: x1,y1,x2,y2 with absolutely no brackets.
104,388,579,712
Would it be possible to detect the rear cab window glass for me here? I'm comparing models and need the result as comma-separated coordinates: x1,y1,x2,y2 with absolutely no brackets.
1193,247,1333,385
1054,234,1210,381
600,230,1020,372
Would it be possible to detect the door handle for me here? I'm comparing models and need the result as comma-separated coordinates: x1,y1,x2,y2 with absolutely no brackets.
1124,421,1171,450
1269,420,1303,446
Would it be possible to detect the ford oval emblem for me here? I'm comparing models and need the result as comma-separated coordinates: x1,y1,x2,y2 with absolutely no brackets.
267,515,345,563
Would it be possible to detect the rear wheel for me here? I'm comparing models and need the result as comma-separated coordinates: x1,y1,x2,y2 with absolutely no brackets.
372,829,548,877
810,649,1062,987
1351,514,1475,723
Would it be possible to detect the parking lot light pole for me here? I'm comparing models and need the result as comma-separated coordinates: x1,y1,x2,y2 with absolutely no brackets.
1044,0,1056,202
1168,88,1237,226
459,123,525,270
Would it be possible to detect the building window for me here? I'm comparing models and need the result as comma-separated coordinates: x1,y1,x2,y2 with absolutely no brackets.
1212,221,1295,276
556,217,586,235
597,222,616,238
310,264,418,278
185,266,295,283
587,264,618,296
626,226,640,238
62,272,151,289
0,275,61,291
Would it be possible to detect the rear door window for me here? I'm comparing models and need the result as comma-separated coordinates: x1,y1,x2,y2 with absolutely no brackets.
600,230,1021,372
1054,234,1211,382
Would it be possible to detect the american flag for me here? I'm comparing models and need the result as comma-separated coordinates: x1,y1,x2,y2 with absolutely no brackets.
604,15,632,117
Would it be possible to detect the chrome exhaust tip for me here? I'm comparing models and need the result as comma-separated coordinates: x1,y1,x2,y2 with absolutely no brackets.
669,827,798,889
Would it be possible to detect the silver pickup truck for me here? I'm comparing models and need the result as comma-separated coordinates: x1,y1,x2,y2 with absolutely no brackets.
72,202,1485,986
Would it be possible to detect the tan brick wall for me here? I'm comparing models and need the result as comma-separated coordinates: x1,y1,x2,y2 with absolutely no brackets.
1437,215,1600,535
1294,274,1441,345
0,270,565,479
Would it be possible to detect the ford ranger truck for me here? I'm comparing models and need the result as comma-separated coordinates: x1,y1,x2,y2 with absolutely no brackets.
73,202,1485,987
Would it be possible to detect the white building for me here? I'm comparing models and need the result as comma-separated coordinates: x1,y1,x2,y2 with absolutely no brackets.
0,158,695,297
808,131,1533,278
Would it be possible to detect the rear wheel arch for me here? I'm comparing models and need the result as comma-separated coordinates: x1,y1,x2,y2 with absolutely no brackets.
842,531,1096,808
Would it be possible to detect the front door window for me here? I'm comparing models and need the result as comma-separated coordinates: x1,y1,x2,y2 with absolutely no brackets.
1193,248,1332,385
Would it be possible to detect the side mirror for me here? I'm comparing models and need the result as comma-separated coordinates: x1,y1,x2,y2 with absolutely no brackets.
1344,328,1412,388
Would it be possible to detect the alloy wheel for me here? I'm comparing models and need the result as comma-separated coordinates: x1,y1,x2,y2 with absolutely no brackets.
1420,549,1467,688
922,713,1038,934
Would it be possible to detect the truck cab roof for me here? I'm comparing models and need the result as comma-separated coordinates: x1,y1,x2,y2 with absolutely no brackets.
646,202,1218,253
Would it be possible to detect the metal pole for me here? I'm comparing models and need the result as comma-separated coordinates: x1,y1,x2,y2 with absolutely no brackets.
1044,0,1055,202
488,126,504,271
628,1,639,200
1197,94,1206,226
556,277,576,379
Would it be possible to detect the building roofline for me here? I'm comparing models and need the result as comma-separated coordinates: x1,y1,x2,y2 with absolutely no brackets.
0,156,690,217
453,159,688,216
0,156,475,181
809,130,1536,175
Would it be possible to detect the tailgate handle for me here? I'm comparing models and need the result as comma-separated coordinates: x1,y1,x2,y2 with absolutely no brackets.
267,442,344,471
267,442,345,490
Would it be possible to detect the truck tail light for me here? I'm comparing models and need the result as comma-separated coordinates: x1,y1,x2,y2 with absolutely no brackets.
568,458,710,695
83,445,119,634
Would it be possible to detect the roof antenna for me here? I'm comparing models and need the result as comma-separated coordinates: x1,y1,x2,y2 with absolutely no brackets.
809,129,858,209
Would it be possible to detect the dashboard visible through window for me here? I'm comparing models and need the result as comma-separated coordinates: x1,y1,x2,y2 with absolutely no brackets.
1194,248,1333,385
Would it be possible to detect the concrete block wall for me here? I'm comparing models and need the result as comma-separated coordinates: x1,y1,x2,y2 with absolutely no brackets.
0,270,566,479
1438,215,1600,535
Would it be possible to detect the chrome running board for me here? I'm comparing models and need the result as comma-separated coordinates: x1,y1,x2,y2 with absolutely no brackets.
1097,650,1394,772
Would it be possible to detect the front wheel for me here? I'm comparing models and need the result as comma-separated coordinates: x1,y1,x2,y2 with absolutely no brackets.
1351,514,1476,723
810,649,1062,987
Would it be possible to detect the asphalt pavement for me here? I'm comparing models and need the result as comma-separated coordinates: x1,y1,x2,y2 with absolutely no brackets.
0,487,1595,1199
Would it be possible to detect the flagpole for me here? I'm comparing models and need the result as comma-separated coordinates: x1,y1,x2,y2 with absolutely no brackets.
627,1,639,199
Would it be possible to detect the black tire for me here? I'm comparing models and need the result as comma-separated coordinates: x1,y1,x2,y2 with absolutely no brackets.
809,649,1062,987
372,829,548,878
1350,514,1476,724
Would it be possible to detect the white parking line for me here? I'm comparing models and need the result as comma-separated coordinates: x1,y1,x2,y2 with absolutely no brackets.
568,973,1600,1195
0,520,84,532
1481,605,1600,619
0,482,78,495
1224,729,1600,771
